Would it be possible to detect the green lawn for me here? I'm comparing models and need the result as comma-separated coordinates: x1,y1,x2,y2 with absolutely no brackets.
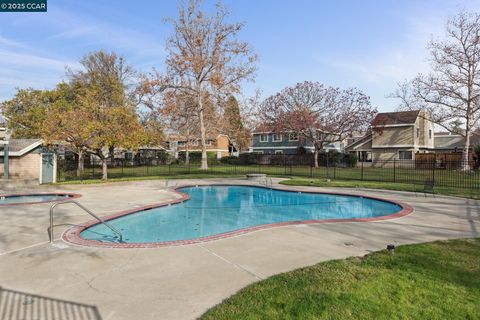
201,238,480,320
58,163,480,190
280,177,480,200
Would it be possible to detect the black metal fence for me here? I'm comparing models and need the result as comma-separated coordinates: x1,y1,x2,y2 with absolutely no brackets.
57,155,480,190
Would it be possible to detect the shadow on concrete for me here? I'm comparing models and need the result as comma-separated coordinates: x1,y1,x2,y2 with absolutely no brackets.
0,286,102,320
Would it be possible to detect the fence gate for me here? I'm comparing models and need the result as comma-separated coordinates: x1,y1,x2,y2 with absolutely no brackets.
41,153,55,184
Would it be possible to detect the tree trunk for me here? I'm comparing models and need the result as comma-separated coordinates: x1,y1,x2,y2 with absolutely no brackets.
198,94,208,170
109,145,115,165
313,148,319,168
462,129,471,171
76,149,84,177
185,127,190,165
101,157,108,180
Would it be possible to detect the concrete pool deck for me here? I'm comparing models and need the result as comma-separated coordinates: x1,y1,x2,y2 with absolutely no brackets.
0,178,479,319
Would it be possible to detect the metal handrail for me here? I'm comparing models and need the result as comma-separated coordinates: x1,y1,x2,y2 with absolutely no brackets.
260,177,273,189
49,200,123,243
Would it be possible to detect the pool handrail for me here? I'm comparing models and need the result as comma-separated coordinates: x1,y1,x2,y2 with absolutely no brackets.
49,200,123,244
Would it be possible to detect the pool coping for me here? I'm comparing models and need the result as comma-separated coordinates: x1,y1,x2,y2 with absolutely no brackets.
0,192,82,207
62,184,414,249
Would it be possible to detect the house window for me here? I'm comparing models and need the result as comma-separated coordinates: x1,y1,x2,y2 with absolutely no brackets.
399,150,413,160
357,151,372,162
275,150,283,155
416,128,420,138
428,129,432,139
255,151,264,154
191,140,198,146
272,134,282,142
289,133,299,141
205,140,212,146
178,141,186,146
125,152,133,160
259,134,268,143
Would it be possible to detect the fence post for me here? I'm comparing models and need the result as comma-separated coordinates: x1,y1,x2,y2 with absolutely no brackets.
326,155,329,179
393,159,396,183
361,160,364,181
432,159,435,185
310,165,313,178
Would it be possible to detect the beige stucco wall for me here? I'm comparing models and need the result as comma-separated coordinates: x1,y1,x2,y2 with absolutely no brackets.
0,153,40,180
417,111,435,149
372,126,413,147
216,136,230,150
373,150,397,161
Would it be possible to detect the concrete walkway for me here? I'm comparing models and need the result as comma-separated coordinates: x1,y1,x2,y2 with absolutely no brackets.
0,179,478,319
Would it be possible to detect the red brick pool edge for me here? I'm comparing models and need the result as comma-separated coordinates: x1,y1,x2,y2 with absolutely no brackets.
62,185,414,249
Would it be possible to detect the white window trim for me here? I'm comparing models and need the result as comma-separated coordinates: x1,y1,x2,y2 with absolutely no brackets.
272,134,282,142
274,150,283,155
398,150,413,160
288,133,299,141
259,134,269,143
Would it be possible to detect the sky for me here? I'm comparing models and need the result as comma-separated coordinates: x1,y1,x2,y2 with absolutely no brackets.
0,0,479,112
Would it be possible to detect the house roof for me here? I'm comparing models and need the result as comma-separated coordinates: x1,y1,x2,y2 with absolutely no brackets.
372,110,420,126
434,133,480,150
344,132,372,150
167,134,230,142
0,138,42,156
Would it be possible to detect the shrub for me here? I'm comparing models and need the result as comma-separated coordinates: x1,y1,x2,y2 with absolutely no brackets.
178,151,217,163
220,156,240,165
345,153,358,167
238,153,258,165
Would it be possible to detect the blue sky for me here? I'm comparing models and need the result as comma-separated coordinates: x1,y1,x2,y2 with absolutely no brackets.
0,0,479,111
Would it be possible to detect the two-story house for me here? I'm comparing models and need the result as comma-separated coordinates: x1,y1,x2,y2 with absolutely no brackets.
345,110,435,164
250,131,344,155
167,134,235,159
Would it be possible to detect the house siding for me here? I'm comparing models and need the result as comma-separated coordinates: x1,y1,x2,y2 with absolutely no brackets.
0,153,41,180
372,126,413,147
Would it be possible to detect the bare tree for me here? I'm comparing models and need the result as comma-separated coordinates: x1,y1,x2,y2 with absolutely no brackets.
144,0,257,169
258,81,376,167
392,12,480,168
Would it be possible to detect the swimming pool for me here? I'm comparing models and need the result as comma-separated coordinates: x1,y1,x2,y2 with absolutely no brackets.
70,185,411,247
0,193,80,206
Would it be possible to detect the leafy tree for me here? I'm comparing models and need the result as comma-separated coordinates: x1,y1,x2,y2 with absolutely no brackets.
69,51,147,180
258,81,376,167
1,88,53,138
42,82,93,177
223,96,251,152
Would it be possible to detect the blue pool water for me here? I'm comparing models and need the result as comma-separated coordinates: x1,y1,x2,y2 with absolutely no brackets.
0,194,71,205
80,185,402,244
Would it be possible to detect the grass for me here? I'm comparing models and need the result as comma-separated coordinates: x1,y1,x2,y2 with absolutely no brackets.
54,173,245,185
280,178,480,200
201,238,480,320
58,163,480,190
57,164,480,199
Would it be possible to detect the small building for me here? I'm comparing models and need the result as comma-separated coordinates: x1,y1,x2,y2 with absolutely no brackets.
250,131,344,155
0,139,57,184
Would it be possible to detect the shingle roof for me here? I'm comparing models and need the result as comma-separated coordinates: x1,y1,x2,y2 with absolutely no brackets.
434,133,480,150
8,139,41,152
0,138,42,156
372,110,420,126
